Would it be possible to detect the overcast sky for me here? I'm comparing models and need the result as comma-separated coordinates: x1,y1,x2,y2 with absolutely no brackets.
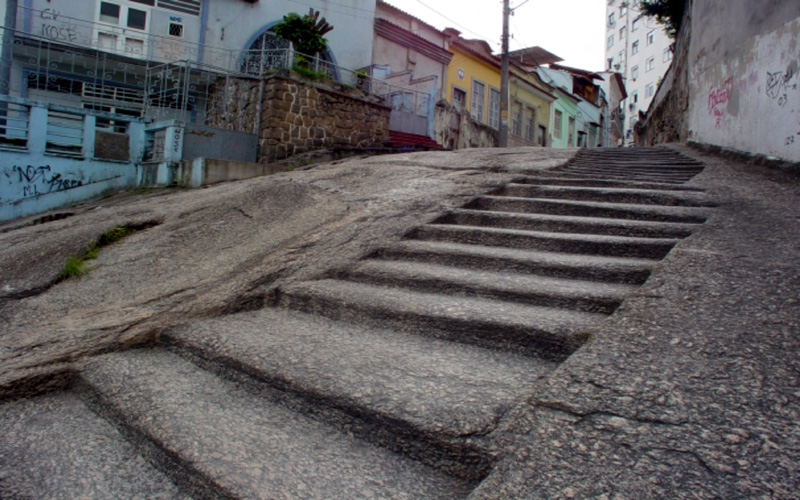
382,0,606,72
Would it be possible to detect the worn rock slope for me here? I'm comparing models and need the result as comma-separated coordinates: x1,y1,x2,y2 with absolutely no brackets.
1,145,798,498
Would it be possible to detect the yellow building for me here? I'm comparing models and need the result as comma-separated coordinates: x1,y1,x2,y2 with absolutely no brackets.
508,66,558,147
443,29,502,128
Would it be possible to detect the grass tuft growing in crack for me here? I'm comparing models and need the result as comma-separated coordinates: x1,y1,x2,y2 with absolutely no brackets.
58,225,138,281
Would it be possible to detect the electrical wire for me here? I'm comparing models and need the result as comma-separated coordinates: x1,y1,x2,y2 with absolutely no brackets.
412,0,500,45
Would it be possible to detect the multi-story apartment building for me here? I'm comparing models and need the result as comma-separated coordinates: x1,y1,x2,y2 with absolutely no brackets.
604,0,673,145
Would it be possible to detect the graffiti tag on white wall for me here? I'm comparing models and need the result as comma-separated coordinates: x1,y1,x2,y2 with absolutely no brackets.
6,165,84,198
766,68,798,105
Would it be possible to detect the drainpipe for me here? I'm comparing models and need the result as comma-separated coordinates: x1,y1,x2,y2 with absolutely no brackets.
1,0,18,97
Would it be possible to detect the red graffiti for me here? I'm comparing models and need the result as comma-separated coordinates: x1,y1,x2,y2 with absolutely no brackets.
708,78,733,128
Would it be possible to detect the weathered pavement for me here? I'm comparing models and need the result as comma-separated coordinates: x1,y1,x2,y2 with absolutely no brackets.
1,145,798,498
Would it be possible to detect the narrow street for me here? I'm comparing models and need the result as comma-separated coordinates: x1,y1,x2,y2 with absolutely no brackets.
1,146,798,498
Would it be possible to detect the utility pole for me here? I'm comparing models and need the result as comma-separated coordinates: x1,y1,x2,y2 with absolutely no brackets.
499,0,510,147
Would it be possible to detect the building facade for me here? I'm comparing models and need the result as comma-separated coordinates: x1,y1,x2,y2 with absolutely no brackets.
605,0,673,145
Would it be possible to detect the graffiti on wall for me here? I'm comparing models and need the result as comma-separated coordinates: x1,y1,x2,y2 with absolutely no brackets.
707,71,760,129
766,65,798,109
5,165,84,198
39,8,80,44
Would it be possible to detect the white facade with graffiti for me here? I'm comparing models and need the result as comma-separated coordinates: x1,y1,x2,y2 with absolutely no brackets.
687,0,800,162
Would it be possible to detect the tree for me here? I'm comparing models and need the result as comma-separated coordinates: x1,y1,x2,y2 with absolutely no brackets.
272,9,334,57
640,0,687,38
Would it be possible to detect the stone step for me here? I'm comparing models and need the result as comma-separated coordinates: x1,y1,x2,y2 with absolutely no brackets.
375,240,656,284
278,279,601,361
567,159,704,167
467,196,709,223
436,209,698,239
498,184,713,207
557,167,702,182
0,392,187,499
513,175,705,191
560,165,704,176
161,307,554,479
409,224,678,259
79,349,475,499
342,259,637,313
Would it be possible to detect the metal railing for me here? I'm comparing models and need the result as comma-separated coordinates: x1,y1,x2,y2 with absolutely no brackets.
4,8,436,137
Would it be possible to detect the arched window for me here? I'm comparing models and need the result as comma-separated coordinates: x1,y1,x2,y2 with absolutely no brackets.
240,29,335,78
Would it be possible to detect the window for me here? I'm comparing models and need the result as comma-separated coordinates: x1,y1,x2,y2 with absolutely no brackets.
631,40,639,54
554,109,563,139
620,4,627,16
125,37,144,54
99,2,120,24
607,57,614,70
525,108,535,143
169,22,184,37
127,8,146,29
98,32,118,49
631,65,639,80
511,103,522,137
618,50,625,64
537,125,546,146
646,56,655,72
646,82,655,97
663,47,673,62
131,0,154,4
607,34,615,49
631,90,639,104
471,80,485,123
452,87,466,109
608,13,616,27
489,88,500,129
568,117,576,146
632,17,640,31
619,26,626,40
647,30,655,45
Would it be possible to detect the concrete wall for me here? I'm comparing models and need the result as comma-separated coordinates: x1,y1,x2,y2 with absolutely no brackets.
183,124,258,164
0,101,142,221
687,0,800,161
434,100,497,150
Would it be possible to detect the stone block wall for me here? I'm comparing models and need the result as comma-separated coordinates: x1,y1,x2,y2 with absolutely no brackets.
259,76,391,162
205,78,261,135
434,100,498,150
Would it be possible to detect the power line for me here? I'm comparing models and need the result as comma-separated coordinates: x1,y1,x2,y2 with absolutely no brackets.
412,0,500,45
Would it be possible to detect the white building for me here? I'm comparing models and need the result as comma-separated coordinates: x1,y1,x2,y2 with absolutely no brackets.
604,0,673,145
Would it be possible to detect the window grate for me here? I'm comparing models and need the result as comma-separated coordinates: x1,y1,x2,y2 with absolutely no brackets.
169,23,184,37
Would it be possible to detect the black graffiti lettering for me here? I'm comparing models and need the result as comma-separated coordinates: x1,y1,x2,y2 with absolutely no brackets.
10,165,83,198
766,71,783,99
41,8,60,20
13,165,51,183
41,24,78,43
46,173,83,193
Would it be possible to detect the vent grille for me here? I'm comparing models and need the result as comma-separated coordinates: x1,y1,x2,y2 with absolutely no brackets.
157,0,201,16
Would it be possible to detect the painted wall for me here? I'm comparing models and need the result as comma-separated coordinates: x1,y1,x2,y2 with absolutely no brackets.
508,73,555,147
204,0,376,73
445,47,500,126
688,1,800,161
17,0,203,64
0,102,142,221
